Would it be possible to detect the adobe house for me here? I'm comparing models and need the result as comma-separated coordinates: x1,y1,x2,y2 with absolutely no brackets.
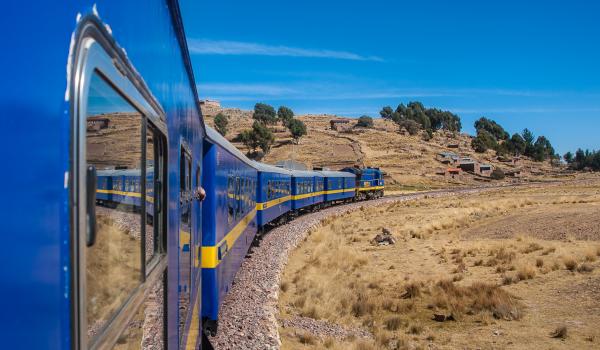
477,163,493,177
458,161,476,172
330,119,351,131
436,151,457,163
445,167,462,180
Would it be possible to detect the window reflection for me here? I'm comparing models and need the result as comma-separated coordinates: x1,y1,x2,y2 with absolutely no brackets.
85,72,142,340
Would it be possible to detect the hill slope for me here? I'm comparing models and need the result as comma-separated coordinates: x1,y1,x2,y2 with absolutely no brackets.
201,105,571,191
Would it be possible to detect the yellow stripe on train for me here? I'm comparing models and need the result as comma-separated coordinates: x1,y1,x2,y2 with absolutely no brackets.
200,209,257,269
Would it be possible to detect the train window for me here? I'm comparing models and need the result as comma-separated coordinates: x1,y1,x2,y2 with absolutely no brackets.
84,71,143,343
235,177,241,218
227,176,234,223
72,27,174,348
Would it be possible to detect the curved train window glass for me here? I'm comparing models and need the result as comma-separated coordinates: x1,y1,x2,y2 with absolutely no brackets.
84,71,142,340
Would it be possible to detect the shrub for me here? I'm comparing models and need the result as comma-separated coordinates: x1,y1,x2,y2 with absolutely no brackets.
385,316,403,331
563,257,578,271
490,169,505,180
356,115,374,128
397,119,420,135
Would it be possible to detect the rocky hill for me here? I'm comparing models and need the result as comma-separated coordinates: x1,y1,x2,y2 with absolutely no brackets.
201,106,572,192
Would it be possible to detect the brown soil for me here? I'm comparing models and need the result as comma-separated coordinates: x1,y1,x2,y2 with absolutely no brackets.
277,179,600,349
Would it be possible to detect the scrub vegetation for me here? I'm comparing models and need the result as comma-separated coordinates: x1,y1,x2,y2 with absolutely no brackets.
278,179,600,349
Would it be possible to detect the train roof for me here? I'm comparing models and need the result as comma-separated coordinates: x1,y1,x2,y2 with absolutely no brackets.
317,170,356,178
205,126,256,168
290,169,324,178
251,161,293,175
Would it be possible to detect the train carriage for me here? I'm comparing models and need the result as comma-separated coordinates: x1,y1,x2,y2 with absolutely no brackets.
319,171,356,203
254,162,292,228
290,170,325,211
201,127,258,334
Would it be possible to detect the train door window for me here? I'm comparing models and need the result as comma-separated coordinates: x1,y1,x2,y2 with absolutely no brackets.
179,147,192,345
145,126,165,266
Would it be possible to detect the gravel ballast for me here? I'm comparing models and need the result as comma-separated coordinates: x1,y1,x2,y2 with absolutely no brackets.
208,188,494,349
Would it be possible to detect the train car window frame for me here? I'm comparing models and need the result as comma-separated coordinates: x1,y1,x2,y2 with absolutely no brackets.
70,21,168,350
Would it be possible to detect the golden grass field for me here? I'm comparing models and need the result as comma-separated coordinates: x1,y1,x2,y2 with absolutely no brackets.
278,178,600,349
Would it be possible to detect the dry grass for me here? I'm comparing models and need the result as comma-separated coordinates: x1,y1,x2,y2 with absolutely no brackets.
279,180,600,350
536,258,544,268
297,332,317,345
384,316,403,331
563,256,578,271
516,264,536,280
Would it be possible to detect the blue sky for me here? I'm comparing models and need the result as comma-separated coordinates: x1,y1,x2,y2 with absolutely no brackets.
180,0,600,155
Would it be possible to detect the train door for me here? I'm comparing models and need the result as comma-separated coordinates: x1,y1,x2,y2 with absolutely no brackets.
179,145,193,346
71,30,168,349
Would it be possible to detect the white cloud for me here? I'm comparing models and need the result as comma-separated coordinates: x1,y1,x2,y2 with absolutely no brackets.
188,39,384,62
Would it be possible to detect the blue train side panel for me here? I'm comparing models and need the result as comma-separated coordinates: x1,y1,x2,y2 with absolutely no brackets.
290,170,324,210
0,1,204,349
319,171,356,202
201,127,258,327
254,162,292,228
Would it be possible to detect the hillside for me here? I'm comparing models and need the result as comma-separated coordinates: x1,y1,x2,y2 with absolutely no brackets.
201,105,572,192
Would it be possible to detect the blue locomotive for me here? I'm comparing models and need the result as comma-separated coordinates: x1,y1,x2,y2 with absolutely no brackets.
0,2,383,349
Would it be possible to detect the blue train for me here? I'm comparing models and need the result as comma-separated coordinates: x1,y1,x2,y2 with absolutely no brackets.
0,2,384,349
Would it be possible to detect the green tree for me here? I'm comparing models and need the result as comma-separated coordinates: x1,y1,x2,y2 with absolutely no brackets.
563,151,574,164
472,130,498,153
287,118,307,144
239,121,275,156
474,117,509,140
277,106,294,127
532,136,554,162
213,112,229,136
356,115,374,128
253,103,277,125
506,133,526,155
380,106,394,120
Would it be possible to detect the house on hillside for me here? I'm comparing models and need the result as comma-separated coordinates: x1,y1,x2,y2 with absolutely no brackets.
458,161,476,172
477,164,493,177
445,167,462,180
436,151,457,163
